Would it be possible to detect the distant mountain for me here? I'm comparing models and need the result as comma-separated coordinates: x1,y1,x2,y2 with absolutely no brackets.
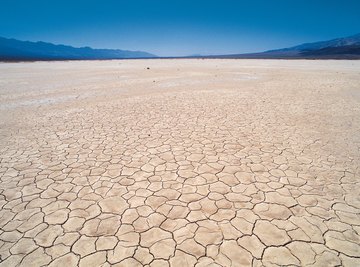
0,37,156,61
204,33,360,59
300,44,360,58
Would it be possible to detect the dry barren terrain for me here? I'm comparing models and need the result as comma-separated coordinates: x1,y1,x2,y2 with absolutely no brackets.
0,59,360,266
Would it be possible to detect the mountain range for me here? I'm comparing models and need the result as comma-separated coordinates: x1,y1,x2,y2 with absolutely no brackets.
0,37,156,61
209,33,360,59
1,33,360,61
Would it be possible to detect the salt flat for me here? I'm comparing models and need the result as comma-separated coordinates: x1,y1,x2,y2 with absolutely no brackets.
0,59,359,266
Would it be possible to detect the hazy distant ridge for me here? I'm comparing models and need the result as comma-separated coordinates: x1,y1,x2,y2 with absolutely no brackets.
205,33,360,59
2,33,360,61
269,33,360,52
0,37,156,60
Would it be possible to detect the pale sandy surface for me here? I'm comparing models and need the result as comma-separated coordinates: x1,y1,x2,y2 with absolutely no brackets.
0,59,360,266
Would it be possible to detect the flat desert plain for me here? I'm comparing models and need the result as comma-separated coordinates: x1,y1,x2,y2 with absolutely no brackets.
0,59,359,267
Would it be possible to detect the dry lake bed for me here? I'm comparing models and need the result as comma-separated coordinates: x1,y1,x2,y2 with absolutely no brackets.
0,59,360,266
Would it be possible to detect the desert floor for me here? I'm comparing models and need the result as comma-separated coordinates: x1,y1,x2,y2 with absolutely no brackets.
0,59,359,266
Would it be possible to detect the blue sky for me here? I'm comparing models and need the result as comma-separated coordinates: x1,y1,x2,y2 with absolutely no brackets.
1,0,360,56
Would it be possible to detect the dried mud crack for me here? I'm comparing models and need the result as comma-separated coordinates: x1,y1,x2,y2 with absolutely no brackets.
0,59,359,266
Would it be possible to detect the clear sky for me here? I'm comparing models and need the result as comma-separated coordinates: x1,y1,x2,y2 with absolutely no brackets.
1,0,360,56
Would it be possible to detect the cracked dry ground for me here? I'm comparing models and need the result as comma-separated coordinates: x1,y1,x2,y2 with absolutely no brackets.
0,60,360,267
